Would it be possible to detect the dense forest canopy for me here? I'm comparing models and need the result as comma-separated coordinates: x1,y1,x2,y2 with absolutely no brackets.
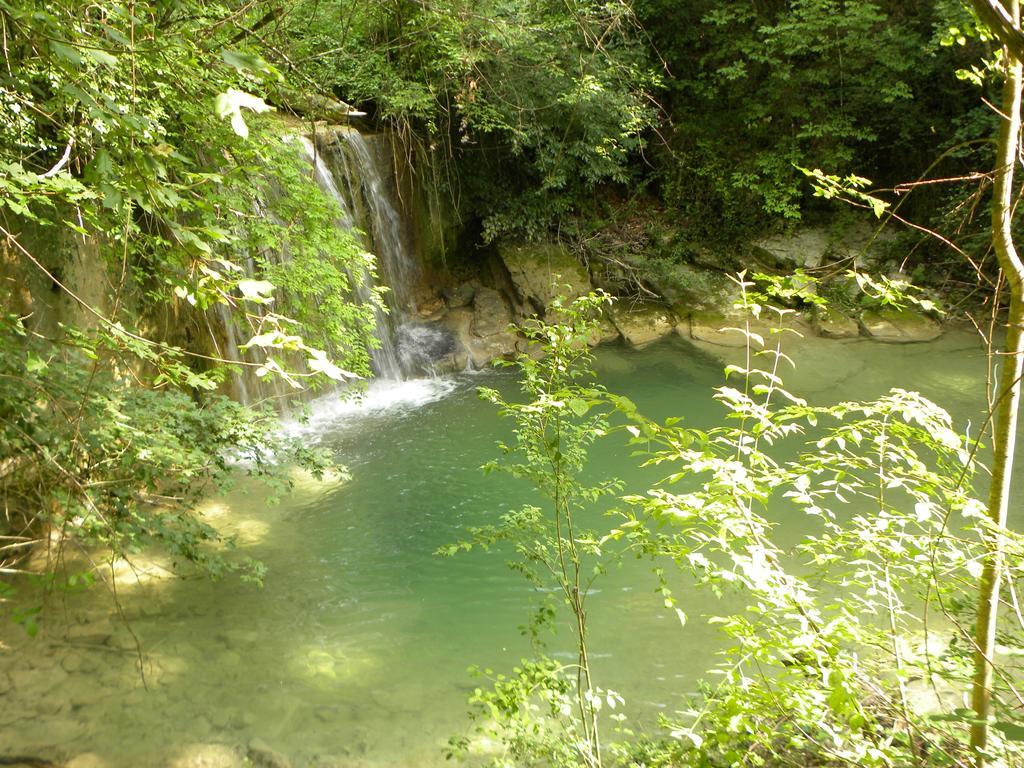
7,2,1024,768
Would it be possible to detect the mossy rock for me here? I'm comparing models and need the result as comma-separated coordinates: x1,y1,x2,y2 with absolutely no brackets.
860,308,941,343
498,241,592,313
644,262,734,311
686,310,812,348
609,302,675,348
811,306,861,339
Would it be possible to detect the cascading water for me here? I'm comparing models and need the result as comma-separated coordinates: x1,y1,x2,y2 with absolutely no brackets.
216,126,456,411
213,126,438,408
314,129,461,381
295,134,405,380
318,129,420,318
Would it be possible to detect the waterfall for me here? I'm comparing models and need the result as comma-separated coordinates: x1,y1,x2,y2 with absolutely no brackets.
319,130,420,316
295,134,405,380
212,127,433,408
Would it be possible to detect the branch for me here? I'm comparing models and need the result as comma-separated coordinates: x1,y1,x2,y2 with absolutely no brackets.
970,0,1024,62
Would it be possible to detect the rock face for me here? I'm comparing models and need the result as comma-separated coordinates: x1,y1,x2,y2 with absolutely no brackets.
498,241,592,315
752,223,895,272
860,308,942,342
609,302,675,348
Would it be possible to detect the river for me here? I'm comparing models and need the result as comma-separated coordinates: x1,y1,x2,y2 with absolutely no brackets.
0,330,996,766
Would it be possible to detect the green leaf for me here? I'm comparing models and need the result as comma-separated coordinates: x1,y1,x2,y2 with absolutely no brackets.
82,47,118,68
568,397,589,416
220,49,271,74
49,41,84,66
995,722,1024,741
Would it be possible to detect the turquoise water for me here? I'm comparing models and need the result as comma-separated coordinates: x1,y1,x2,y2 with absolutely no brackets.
0,331,995,767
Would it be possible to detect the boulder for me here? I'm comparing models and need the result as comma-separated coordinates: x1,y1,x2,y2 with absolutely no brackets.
167,743,243,768
647,263,735,310
471,287,512,338
687,311,812,348
860,308,942,343
467,332,520,368
811,306,861,339
413,294,446,321
753,223,896,273
587,315,621,347
498,242,592,314
752,229,829,270
444,282,476,309
609,302,675,348
396,322,463,375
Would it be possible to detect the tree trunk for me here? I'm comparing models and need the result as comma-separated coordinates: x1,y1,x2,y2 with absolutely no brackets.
970,2,1024,763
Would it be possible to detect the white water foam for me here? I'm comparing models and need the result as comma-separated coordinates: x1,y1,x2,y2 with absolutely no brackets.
280,376,460,439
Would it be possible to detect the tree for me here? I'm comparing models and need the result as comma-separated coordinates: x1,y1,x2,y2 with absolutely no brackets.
968,0,1024,763
0,1,380,598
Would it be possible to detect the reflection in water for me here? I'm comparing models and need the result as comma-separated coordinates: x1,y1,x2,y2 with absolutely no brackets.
0,332,998,767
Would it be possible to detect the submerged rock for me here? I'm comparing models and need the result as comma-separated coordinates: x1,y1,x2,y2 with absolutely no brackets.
66,753,112,768
167,743,243,768
248,739,292,768
860,308,942,343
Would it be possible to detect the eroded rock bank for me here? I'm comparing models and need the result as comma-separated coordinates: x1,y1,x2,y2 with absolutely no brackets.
396,224,947,374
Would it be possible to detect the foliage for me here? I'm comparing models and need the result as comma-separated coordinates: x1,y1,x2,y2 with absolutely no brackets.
0,0,382,597
637,0,989,240
0,314,334,590
603,278,1024,766
443,291,622,768
276,0,661,241
455,281,1024,767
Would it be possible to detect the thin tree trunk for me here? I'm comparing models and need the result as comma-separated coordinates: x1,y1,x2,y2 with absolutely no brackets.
970,2,1024,762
